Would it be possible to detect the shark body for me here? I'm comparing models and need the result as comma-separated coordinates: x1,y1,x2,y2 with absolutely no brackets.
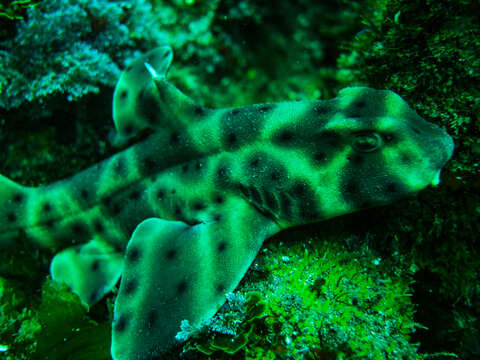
0,46,454,359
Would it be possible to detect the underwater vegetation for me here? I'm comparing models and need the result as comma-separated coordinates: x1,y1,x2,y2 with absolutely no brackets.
338,0,480,357
177,236,422,360
0,0,164,112
0,0,478,359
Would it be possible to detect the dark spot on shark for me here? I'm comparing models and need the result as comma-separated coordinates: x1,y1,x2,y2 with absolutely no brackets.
129,190,141,201
166,249,177,260
113,157,126,175
345,99,369,117
384,133,395,143
194,106,207,116
385,182,398,193
313,152,327,163
91,260,100,272
43,203,52,212
115,315,127,332
291,183,308,197
227,133,237,146
13,193,24,204
313,104,330,115
278,129,294,143
216,166,230,185
259,104,273,113
177,280,188,295
93,219,104,233
213,194,224,204
142,157,155,173
174,206,183,218
157,189,165,199
124,279,137,294
193,201,206,211
222,107,262,150
217,241,227,253
80,189,88,200
250,157,260,168
45,219,55,228
216,283,226,294
171,189,176,194
316,130,341,147
181,164,189,173
120,90,128,100
127,247,140,263
125,65,133,72
111,202,122,216
7,212,16,223
146,310,158,329
72,222,87,235
213,214,222,222
170,132,180,145
270,171,281,182
400,153,412,165
348,154,365,165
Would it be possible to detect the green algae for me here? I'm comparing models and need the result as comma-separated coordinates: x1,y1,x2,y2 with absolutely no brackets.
0,277,111,359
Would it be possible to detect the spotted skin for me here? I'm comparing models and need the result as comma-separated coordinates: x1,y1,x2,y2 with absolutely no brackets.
0,46,454,359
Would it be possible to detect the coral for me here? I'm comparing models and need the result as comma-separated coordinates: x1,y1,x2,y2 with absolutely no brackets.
0,0,165,112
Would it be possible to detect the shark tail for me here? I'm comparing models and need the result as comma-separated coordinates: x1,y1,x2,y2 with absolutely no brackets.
0,174,34,248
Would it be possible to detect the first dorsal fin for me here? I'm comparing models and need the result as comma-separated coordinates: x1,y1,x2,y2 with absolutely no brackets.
112,45,203,140
112,45,173,139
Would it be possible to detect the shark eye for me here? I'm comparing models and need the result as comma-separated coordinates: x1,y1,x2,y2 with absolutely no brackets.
352,132,382,153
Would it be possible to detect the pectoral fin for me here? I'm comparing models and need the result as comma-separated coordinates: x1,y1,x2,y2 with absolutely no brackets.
50,240,123,307
111,199,279,359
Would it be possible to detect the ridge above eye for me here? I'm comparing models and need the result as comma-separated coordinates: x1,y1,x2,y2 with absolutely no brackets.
352,131,382,153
